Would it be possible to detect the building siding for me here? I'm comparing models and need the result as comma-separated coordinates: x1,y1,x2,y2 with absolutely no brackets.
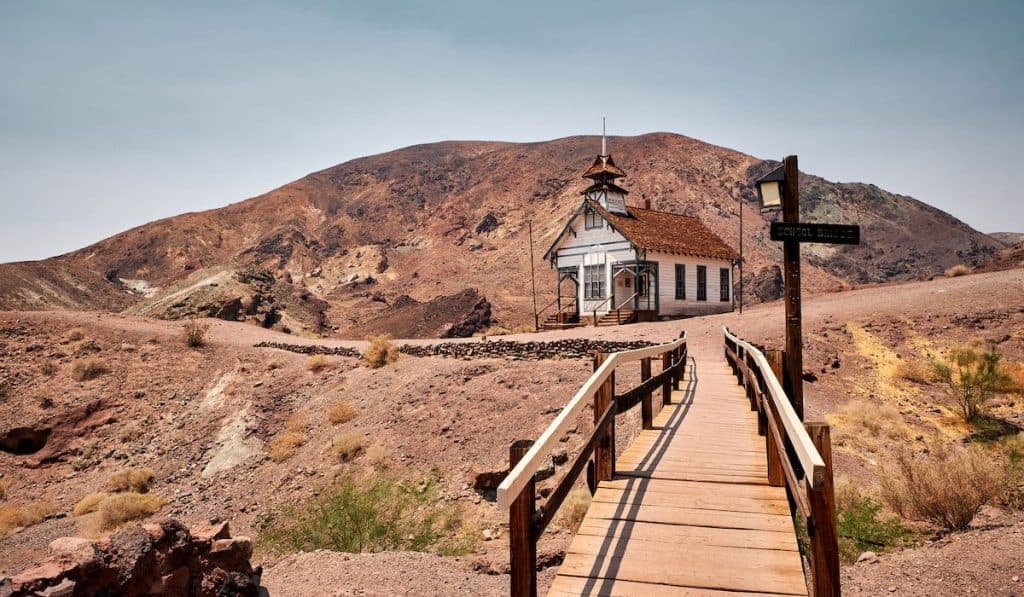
650,251,733,317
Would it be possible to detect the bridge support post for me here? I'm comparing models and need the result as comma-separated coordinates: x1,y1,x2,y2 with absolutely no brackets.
661,350,672,405
593,352,615,483
765,350,786,487
805,422,840,597
509,439,537,597
640,357,653,429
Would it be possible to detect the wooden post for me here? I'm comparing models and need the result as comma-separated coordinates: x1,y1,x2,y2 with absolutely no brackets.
805,422,840,597
509,439,537,597
661,350,672,405
593,353,615,483
640,357,653,429
672,347,682,390
782,155,805,420
765,349,786,487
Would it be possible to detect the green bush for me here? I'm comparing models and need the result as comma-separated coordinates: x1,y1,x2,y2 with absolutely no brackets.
932,344,1013,421
260,471,471,555
835,484,912,563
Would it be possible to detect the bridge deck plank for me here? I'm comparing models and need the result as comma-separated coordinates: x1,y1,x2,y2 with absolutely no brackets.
549,344,808,596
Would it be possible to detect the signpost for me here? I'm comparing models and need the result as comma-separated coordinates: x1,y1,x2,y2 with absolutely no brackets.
755,155,861,420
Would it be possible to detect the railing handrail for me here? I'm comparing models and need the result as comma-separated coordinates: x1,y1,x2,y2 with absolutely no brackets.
614,292,639,312
722,326,826,488
496,333,688,508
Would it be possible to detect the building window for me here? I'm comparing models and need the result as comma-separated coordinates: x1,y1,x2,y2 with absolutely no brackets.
696,266,707,301
674,264,686,300
584,208,602,230
720,267,730,302
584,265,606,299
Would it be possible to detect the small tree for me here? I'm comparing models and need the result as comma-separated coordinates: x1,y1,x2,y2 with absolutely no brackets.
931,344,1012,421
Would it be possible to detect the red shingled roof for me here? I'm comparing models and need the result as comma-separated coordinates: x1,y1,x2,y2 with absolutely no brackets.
589,200,739,260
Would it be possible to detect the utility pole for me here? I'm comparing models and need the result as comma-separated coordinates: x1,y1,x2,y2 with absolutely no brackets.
528,220,539,332
781,155,803,419
738,193,744,314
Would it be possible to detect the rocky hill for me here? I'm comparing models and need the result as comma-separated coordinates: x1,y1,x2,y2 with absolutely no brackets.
0,133,1003,337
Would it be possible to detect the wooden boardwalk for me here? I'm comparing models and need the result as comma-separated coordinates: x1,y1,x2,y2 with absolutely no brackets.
548,343,808,596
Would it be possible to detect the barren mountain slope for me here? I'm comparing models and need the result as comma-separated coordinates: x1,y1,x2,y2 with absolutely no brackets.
0,133,1003,336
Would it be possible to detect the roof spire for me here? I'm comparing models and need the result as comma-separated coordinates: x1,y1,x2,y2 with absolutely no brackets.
601,117,606,155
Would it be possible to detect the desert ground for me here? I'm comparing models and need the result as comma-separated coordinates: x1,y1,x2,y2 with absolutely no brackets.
2,267,1023,595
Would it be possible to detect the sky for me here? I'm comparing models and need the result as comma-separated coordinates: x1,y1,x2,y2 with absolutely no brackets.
1,0,1022,262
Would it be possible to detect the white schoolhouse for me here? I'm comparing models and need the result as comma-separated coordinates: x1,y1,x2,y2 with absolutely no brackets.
542,149,738,327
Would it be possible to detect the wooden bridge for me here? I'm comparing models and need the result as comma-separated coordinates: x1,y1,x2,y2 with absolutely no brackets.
497,329,840,596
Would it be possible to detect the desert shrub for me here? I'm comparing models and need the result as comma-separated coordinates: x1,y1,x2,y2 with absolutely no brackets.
362,334,399,369
895,358,935,385
0,478,10,501
999,434,1024,509
331,432,366,462
260,472,464,554
0,501,56,538
71,359,108,382
267,360,282,371
73,492,108,516
830,400,907,453
835,482,912,563
66,328,85,342
119,424,143,443
105,468,155,493
182,319,209,348
269,432,305,462
327,399,356,425
98,492,166,530
307,354,331,373
944,264,971,277
39,361,58,376
879,444,1009,531
932,344,1014,421
365,443,391,470
285,412,309,432
556,488,592,534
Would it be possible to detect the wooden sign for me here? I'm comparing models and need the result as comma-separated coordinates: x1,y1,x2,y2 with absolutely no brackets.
770,222,860,245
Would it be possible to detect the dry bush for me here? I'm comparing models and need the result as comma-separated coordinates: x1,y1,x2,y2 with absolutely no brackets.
66,328,85,342
307,354,331,373
331,432,366,462
362,334,399,369
105,468,155,493
285,412,309,433
999,434,1024,509
182,319,209,348
365,443,391,470
327,399,356,425
830,400,907,453
98,492,166,530
39,361,58,376
1003,361,1024,394
0,501,56,537
71,359,108,382
944,264,971,277
556,488,592,534
267,360,283,371
0,478,10,501
269,432,305,462
879,444,1010,531
73,492,108,516
119,425,143,443
895,358,935,385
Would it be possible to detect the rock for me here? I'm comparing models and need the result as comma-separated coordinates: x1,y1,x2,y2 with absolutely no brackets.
856,551,877,563
551,449,569,465
888,587,897,592
48,537,98,566
38,579,75,597
475,213,501,234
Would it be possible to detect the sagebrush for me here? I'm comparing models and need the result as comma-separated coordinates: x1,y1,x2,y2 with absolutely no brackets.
182,319,209,348
71,359,108,382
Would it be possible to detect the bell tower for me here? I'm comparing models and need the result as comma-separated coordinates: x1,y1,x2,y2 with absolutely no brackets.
581,119,629,214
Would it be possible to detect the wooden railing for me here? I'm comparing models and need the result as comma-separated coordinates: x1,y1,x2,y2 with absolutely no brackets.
723,327,840,597
589,294,613,326
537,295,578,325
497,333,689,597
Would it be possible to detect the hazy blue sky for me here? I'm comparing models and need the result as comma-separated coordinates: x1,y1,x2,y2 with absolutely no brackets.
2,1,1022,262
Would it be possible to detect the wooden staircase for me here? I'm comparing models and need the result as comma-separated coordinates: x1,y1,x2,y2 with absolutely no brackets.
539,313,582,331
595,309,636,326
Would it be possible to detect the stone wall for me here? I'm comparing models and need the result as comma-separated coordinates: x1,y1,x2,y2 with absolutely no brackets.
254,338,655,361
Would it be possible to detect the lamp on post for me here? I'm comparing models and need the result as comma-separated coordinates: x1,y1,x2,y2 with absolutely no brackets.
754,157,804,420
755,165,785,211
